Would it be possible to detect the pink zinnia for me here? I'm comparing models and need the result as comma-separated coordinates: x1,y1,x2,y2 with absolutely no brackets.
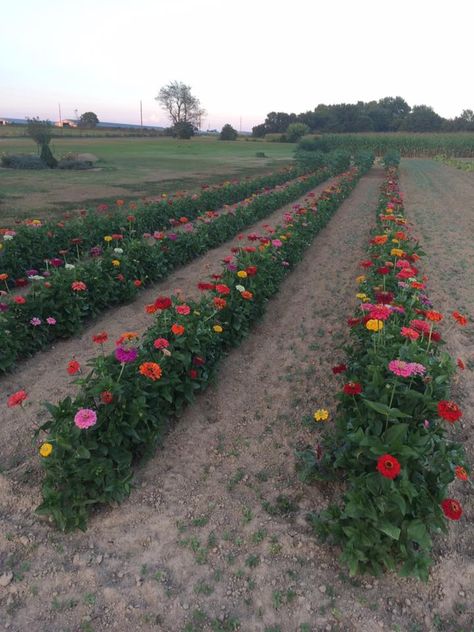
401,326,419,340
388,360,414,378
46,317,57,325
369,305,391,321
272,239,283,248
153,338,170,349
74,408,97,429
30,317,42,326
410,319,431,335
176,304,191,315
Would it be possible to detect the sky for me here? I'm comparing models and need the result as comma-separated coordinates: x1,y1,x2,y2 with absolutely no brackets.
1,0,473,131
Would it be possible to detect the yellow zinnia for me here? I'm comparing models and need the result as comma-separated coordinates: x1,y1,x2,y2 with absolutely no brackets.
237,271,247,279
391,248,404,257
356,275,366,284
356,292,368,300
366,319,384,332
39,442,53,457
213,325,223,333
111,259,121,267
104,235,113,242
314,409,329,422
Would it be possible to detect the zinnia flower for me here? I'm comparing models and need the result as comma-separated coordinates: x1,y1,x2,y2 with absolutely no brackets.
376,454,401,479
343,382,362,396
154,296,172,310
214,297,227,310
241,290,253,300
171,324,185,336
425,310,443,322
93,331,108,344
332,363,347,374
437,400,462,423
313,409,329,422
139,362,162,381
30,317,42,326
366,319,384,332
100,391,113,404
237,270,248,278
145,303,158,314
7,390,27,407
39,442,53,457
452,311,468,326
440,498,463,521
74,408,97,430
46,317,56,325
457,358,465,370
215,284,230,295
246,266,257,276
176,304,191,315
115,347,138,363
71,281,87,292
67,360,81,375
153,338,170,349
455,466,468,481
213,325,223,333
401,327,420,340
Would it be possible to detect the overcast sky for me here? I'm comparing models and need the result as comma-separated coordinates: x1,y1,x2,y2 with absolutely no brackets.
1,0,473,130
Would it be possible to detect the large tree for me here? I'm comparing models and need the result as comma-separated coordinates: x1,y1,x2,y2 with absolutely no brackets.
156,81,205,129
79,111,99,129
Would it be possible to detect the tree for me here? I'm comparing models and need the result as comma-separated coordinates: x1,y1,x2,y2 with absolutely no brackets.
219,124,238,141
156,81,205,129
286,122,309,143
26,117,57,167
79,111,99,129
252,123,266,138
400,105,444,132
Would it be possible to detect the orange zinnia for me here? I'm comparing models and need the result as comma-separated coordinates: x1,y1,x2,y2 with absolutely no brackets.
425,310,443,322
241,290,253,300
171,324,185,335
145,303,158,314
213,297,227,310
372,235,388,245
116,331,139,346
452,311,468,326
139,362,162,381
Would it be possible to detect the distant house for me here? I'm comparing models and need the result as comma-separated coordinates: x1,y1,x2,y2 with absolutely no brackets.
55,119,78,128
0,119,8,126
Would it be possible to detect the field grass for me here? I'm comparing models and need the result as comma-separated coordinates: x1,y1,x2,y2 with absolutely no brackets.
0,136,295,221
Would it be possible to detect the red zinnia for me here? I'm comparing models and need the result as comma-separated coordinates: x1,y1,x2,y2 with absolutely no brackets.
441,498,463,521
360,260,373,268
7,390,27,408
188,369,198,379
332,363,347,375
154,296,172,310
193,356,205,366
153,338,169,349
134,279,142,287
452,311,468,326
246,266,258,276
425,310,443,322
198,282,215,291
100,391,113,404
92,331,108,344
71,281,87,292
214,297,227,310
437,400,462,423
145,303,158,314
457,358,465,370
67,360,81,375
343,382,362,396
455,466,468,481
376,454,401,479
377,266,390,275
171,324,185,336
215,284,230,295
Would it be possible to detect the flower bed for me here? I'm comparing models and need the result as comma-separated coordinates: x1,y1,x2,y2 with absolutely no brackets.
299,168,468,580
30,165,370,531
0,169,334,373
0,166,309,284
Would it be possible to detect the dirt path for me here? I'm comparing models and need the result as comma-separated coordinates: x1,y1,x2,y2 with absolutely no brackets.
2,165,470,632
399,158,474,630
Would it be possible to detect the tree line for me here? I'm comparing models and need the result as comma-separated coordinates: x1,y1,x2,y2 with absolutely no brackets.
252,97,474,137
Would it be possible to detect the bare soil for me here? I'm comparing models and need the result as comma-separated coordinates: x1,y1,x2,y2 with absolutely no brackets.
0,164,472,632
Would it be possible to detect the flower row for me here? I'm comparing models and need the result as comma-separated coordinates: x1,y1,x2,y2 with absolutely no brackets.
30,165,370,531
0,169,334,374
300,168,469,580
0,165,312,284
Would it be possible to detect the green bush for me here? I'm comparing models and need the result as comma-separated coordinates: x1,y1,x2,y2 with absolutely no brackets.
286,123,310,143
1,154,47,169
382,150,401,168
219,124,238,141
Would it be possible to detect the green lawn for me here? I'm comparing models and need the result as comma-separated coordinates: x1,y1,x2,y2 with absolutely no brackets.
0,136,295,222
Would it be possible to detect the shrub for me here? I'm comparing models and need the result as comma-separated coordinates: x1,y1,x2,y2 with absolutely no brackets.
286,123,310,143
219,124,238,141
57,159,93,170
1,154,47,169
383,150,401,168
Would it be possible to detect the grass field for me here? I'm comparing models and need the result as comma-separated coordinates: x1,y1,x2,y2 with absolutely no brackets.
0,136,295,221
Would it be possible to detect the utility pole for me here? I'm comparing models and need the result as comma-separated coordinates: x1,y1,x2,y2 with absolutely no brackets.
239,116,242,133
58,103,62,125
140,100,143,130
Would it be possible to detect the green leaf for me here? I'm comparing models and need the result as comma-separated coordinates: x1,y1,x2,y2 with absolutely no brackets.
384,423,409,446
407,519,432,549
378,522,401,540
